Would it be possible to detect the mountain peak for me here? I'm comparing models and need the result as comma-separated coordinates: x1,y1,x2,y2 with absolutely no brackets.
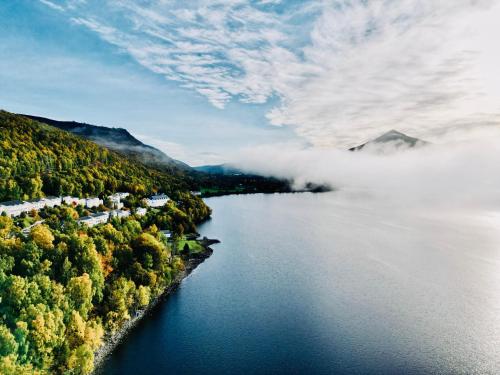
381,129,405,137
350,129,427,152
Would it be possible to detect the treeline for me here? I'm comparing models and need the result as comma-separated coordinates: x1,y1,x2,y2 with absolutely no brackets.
193,173,292,197
0,198,210,374
0,111,190,201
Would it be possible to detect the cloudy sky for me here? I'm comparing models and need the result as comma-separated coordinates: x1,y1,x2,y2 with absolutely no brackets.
1,0,500,165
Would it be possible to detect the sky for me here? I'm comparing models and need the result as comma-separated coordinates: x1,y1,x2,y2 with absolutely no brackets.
1,0,500,166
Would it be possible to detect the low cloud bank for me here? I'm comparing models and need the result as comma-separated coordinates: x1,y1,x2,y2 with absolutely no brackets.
232,139,500,210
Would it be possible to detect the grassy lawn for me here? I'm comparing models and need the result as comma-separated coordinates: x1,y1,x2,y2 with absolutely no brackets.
15,216,36,228
177,238,205,254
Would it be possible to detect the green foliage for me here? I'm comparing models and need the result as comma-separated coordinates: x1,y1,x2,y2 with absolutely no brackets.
0,111,213,374
178,239,204,256
0,204,205,374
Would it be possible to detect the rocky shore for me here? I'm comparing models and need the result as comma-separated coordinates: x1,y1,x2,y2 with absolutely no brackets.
93,237,220,373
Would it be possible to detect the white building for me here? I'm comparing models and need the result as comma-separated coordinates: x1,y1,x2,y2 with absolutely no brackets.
0,200,29,217
145,194,170,208
77,212,110,227
108,194,124,209
25,196,62,211
109,209,130,219
109,199,123,210
85,197,103,208
25,198,46,211
63,196,85,206
135,207,147,216
190,191,202,196
0,196,63,217
160,230,172,239
43,196,62,208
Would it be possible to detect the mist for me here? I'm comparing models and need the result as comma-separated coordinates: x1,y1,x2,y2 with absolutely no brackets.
232,137,500,211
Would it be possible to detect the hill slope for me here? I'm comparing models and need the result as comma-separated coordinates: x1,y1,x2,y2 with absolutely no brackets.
22,114,191,172
0,111,191,201
349,130,428,152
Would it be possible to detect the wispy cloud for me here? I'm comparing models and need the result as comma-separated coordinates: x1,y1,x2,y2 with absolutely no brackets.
267,1,500,147
41,0,500,147
39,0,65,12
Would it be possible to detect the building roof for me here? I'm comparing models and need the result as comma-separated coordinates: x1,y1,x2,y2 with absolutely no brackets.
26,198,43,203
150,194,169,200
0,200,25,206
94,212,109,217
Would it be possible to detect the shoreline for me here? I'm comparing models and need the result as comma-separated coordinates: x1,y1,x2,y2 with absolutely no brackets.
200,186,332,198
93,238,219,373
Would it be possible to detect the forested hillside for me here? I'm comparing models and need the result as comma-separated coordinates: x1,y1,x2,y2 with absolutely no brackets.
0,202,211,374
0,110,212,374
0,111,193,201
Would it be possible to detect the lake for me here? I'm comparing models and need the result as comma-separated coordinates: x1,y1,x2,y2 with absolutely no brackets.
99,192,500,374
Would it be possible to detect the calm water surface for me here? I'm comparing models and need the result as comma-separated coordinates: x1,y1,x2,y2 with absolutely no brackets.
100,192,500,374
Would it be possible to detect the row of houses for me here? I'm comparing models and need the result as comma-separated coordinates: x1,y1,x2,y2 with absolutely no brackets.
62,196,103,208
0,196,62,217
0,195,108,217
1,192,171,218
75,194,168,228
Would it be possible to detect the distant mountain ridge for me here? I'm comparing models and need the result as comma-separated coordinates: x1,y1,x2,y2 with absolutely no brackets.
193,164,245,175
22,114,191,172
349,129,428,152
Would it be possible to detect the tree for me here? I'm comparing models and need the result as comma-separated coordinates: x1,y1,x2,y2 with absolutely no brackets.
68,237,105,303
0,325,17,357
66,310,86,349
20,304,65,370
67,274,93,320
135,285,151,309
66,344,94,375
106,277,136,329
0,216,13,239
83,320,104,351
132,233,169,271
182,243,190,256
30,225,54,250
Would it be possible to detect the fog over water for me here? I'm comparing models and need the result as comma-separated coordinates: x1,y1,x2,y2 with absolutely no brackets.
102,192,500,374
234,137,500,210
